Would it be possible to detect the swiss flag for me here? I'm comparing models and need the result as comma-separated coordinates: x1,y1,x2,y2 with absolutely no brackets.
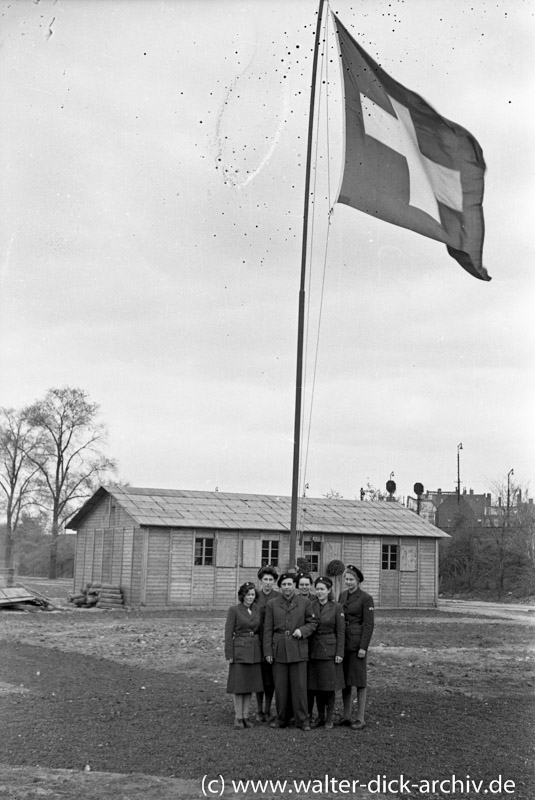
333,14,490,281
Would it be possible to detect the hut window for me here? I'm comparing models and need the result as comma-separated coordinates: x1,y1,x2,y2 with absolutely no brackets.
382,543,398,570
195,537,214,565
261,540,279,567
303,539,321,572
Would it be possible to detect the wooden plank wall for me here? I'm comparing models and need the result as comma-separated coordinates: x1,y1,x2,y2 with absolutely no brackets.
215,568,237,606
74,498,136,531
215,531,239,605
191,566,216,605
73,527,138,599
380,569,400,606
102,531,113,583
93,530,104,582
83,530,95,585
400,569,418,606
129,529,144,606
361,537,381,602
77,504,109,529
418,539,437,605
322,536,343,572
74,531,85,589
341,535,363,568
144,529,170,605
111,528,124,584
169,530,194,604
400,538,418,606
73,524,440,609
120,529,134,604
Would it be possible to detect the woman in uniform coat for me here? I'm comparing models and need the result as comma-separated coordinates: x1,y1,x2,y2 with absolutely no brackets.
307,576,345,729
296,572,318,718
254,565,279,721
297,572,315,599
225,582,264,729
338,565,375,730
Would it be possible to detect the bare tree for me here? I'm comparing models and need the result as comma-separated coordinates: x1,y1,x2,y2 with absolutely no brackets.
323,489,343,499
440,477,534,598
360,480,399,502
23,387,117,579
487,477,533,597
0,407,41,573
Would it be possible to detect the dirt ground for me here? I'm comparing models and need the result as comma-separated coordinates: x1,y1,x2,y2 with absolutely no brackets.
0,580,534,799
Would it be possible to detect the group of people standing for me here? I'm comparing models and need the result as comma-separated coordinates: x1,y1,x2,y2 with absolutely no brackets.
224,564,374,731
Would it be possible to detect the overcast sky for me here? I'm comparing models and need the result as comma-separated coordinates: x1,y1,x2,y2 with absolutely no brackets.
1,0,533,504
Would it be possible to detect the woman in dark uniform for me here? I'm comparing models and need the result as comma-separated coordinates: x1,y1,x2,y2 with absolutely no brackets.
254,565,278,721
297,572,315,599
298,572,319,719
307,576,345,729
339,565,374,730
225,582,264,729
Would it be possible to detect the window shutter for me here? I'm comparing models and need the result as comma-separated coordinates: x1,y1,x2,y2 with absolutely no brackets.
400,544,417,571
241,538,261,567
215,534,237,567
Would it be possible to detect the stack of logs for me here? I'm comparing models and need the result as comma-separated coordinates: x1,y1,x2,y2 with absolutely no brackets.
68,582,124,609
96,584,124,609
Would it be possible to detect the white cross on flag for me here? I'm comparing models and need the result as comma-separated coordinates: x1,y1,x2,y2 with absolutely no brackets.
333,15,490,281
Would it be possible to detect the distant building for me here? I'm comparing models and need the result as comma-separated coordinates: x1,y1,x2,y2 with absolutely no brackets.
407,487,533,533
67,486,450,609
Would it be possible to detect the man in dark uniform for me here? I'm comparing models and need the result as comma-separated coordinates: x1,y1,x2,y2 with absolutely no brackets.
263,572,318,731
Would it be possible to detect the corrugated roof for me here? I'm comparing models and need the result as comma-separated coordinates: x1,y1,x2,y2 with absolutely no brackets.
67,486,449,538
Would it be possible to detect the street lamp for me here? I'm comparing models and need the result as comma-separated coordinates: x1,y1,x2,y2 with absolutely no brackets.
413,482,424,515
507,468,514,524
457,443,463,504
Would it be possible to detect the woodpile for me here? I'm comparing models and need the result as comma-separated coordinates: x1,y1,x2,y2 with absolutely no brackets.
97,585,124,609
68,582,124,609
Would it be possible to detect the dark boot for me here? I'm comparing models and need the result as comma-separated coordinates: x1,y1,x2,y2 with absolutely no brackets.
264,690,274,720
255,691,265,721
324,693,335,729
311,694,326,728
307,691,316,718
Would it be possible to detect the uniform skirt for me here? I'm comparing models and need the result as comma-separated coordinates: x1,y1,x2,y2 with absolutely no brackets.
308,659,345,692
226,662,264,694
343,651,367,688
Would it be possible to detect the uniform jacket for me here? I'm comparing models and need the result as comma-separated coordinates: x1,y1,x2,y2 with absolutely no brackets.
256,587,279,610
309,599,345,661
255,587,279,649
339,588,375,652
224,602,263,663
263,592,318,663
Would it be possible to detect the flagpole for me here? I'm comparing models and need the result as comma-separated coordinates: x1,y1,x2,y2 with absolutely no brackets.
289,0,326,569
